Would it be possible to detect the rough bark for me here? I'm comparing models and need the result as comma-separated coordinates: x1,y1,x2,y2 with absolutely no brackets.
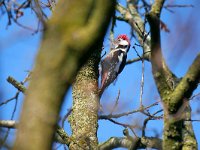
69,48,101,149
13,0,115,150
182,105,197,150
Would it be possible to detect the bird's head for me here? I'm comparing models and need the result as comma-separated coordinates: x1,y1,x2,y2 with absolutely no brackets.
116,34,131,52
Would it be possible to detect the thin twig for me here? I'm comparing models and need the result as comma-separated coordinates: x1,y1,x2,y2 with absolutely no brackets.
0,94,17,107
0,73,31,148
126,57,142,65
164,4,194,8
0,91,19,148
190,92,200,100
62,108,72,128
107,118,138,137
99,101,160,119
142,109,163,136
110,90,120,115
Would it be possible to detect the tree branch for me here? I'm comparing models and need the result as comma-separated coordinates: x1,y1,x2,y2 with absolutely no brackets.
150,0,165,16
55,126,70,146
99,136,162,150
170,54,200,109
0,120,71,146
146,0,178,98
0,120,17,128
7,76,26,93
126,57,143,65
99,101,159,119
99,137,132,150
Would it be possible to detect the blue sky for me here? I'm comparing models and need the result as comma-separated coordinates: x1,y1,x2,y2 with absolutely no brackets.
0,0,200,149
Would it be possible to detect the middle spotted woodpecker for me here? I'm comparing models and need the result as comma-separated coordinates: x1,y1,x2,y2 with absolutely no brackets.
99,34,131,95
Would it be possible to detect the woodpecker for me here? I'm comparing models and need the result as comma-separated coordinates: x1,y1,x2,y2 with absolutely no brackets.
99,34,131,95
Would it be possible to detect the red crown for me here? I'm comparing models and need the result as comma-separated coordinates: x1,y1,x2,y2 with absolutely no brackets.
117,34,130,44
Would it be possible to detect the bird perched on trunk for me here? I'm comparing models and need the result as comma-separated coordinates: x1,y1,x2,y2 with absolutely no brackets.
99,34,131,95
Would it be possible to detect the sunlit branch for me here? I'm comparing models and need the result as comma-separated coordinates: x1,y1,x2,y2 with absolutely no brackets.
99,136,162,150
7,76,26,93
0,120,17,128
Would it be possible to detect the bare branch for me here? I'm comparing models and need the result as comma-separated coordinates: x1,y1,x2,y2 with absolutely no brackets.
164,4,194,8
103,118,137,137
0,120,71,146
99,136,162,150
55,126,70,145
146,0,178,97
62,108,72,128
99,101,159,119
0,120,17,128
99,137,132,150
7,76,26,93
0,93,18,107
190,92,200,100
109,90,120,115
126,57,142,65
170,53,200,111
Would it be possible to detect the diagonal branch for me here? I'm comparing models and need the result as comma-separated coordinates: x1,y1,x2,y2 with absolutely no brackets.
170,53,200,108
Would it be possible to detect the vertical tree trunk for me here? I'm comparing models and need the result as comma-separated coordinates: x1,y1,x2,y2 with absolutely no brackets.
69,48,101,150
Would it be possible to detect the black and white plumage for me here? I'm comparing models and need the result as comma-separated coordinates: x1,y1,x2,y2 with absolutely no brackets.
99,34,131,95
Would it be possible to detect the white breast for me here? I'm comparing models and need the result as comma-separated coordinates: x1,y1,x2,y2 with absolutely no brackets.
114,53,123,72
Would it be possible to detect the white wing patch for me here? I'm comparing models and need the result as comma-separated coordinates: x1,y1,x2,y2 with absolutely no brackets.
114,53,123,72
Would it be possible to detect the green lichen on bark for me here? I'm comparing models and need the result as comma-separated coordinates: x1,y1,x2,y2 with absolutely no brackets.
150,0,165,17
163,118,183,150
147,1,198,149
182,106,197,150
69,48,101,150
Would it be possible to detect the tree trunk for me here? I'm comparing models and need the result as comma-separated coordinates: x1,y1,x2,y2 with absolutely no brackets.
69,48,101,150
13,0,115,149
